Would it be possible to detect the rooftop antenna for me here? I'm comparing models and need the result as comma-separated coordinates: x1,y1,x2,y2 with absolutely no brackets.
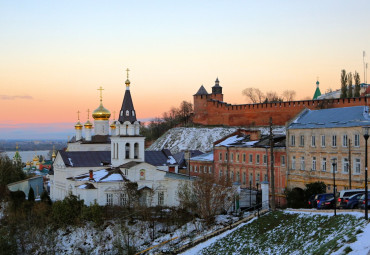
363,51,366,84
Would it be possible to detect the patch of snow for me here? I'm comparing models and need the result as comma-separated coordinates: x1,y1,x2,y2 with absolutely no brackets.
68,157,73,166
78,184,87,189
101,173,124,182
191,152,214,162
167,156,177,164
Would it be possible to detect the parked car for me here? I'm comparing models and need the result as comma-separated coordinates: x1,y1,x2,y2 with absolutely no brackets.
318,197,335,209
308,195,317,208
359,193,370,209
337,189,365,208
342,193,363,209
315,193,334,209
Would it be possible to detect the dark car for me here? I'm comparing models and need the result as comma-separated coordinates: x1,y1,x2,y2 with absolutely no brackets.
308,195,317,208
342,193,363,209
337,189,365,208
315,193,334,209
359,193,370,209
318,197,335,209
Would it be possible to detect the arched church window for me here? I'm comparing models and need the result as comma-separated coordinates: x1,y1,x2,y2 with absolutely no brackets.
126,110,129,116
134,143,139,159
132,110,135,116
125,143,130,159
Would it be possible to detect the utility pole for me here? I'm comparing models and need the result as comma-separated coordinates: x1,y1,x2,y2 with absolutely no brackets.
349,139,352,189
269,117,276,211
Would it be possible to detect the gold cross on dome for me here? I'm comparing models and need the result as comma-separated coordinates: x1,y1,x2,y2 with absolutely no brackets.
126,68,130,79
113,110,116,120
87,109,90,119
97,86,104,102
77,110,80,120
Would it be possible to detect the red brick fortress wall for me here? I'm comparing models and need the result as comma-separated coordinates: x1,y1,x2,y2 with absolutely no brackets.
193,96,369,126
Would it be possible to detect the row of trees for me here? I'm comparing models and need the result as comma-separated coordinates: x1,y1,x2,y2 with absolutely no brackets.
140,100,193,142
0,155,26,199
340,70,361,98
242,88,296,104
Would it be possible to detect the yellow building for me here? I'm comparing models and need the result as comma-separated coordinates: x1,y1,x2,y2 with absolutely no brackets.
286,106,370,193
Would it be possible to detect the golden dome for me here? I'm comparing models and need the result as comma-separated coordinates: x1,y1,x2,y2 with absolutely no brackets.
33,155,39,161
75,121,83,130
92,103,111,120
110,121,116,129
125,79,130,87
84,120,93,129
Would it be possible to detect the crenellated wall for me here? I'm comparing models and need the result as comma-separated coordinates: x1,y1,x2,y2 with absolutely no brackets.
193,95,369,126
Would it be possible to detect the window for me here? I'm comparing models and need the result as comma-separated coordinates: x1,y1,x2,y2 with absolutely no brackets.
264,174,268,182
249,173,253,185
300,135,304,147
332,135,337,147
256,155,260,164
158,192,164,206
230,171,234,181
249,154,253,163
209,166,212,173
354,134,360,147
120,194,127,206
106,193,113,205
194,166,197,172
256,173,260,184
312,157,316,171
225,152,228,162
122,169,128,175
300,156,305,170
237,171,240,182
126,110,129,116
292,156,296,170
243,154,246,162
331,158,338,173
219,152,222,161
243,172,246,185
291,135,296,146
343,135,348,147
311,136,316,147
237,154,240,162
322,157,327,172
321,135,326,147
263,155,267,164
355,158,361,174
230,153,234,162
343,158,349,173
219,169,223,178
281,155,286,166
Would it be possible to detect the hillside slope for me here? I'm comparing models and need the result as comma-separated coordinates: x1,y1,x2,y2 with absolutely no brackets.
148,126,286,154
185,211,369,255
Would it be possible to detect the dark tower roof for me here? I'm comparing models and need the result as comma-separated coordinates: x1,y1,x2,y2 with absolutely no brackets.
212,77,222,94
195,85,209,95
118,87,137,123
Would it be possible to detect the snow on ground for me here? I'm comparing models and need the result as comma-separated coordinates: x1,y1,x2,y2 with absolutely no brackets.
148,126,286,154
180,210,370,255
181,217,258,255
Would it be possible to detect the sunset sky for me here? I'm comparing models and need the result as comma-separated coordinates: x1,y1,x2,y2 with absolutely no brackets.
1,1,370,139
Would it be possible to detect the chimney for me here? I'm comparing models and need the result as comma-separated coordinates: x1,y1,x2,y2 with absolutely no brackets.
89,170,94,181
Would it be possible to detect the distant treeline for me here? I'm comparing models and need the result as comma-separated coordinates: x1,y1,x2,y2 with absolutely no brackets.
140,101,193,142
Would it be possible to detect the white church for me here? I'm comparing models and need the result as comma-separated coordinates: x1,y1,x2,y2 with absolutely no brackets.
50,70,188,207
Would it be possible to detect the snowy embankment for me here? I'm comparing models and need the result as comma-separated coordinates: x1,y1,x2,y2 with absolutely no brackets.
148,126,286,153
182,210,370,255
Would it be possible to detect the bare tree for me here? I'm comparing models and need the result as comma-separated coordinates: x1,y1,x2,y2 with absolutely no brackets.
282,90,296,101
265,91,282,103
242,88,265,103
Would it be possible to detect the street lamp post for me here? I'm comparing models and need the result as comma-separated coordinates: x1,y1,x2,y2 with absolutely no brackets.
363,127,369,221
332,158,337,217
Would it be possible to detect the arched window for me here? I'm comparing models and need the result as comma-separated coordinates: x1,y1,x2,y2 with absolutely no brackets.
125,143,130,159
134,143,139,159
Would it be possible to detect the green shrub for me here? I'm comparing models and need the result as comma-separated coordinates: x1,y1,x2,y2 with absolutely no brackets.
52,194,84,227
82,201,103,225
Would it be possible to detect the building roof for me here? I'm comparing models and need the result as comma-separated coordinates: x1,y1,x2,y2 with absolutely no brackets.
70,167,128,183
215,134,258,147
288,106,370,129
173,150,204,168
313,84,321,100
145,149,177,166
118,89,137,124
59,151,111,167
195,85,209,95
190,151,214,162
